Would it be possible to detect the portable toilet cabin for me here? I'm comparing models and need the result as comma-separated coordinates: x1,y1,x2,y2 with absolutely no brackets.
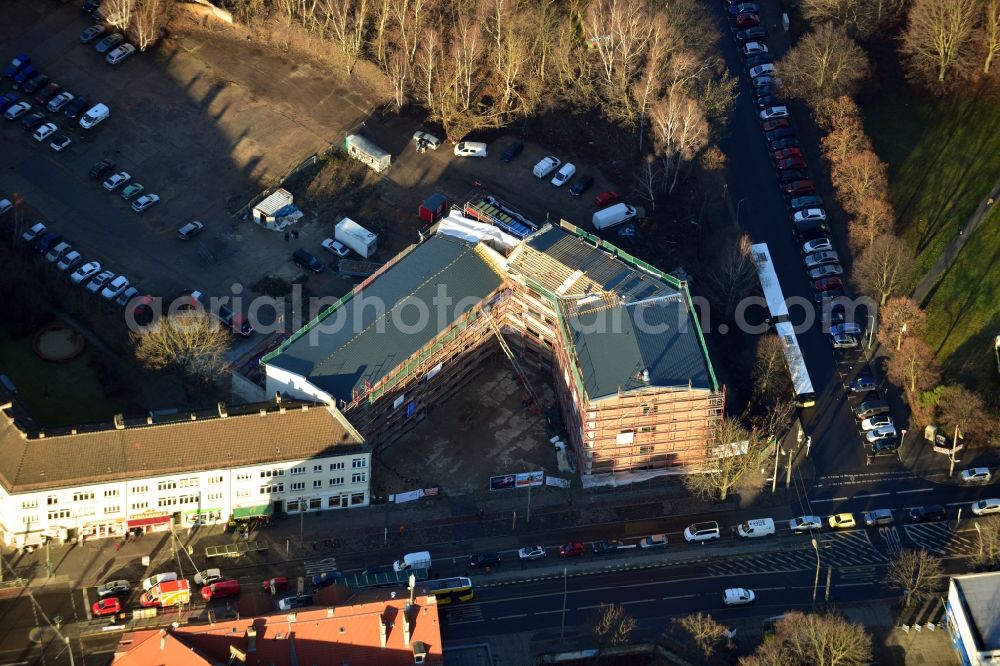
418,193,449,223
345,134,391,173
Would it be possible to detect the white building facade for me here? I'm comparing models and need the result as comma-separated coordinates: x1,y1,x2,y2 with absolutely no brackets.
0,398,369,548
945,572,1000,666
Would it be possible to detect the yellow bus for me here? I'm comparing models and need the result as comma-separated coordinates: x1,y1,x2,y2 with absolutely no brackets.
423,577,473,605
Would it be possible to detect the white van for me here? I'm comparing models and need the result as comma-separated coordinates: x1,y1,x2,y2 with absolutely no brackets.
454,141,488,157
737,518,775,538
592,203,640,230
80,103,109,129
393,550,431,572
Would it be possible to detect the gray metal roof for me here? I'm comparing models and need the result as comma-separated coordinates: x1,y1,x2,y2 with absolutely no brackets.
953,573,1000,650
267,235,503,402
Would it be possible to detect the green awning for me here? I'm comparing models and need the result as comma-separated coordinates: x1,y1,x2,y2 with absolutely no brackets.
232,504,272,518
183,508,221,515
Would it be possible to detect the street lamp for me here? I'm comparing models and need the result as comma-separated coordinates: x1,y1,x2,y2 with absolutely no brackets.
811,538,821,608
866,314,876,349
736,198,746,226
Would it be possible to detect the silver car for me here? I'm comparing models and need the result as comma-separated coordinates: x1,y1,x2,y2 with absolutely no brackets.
804,251,839,268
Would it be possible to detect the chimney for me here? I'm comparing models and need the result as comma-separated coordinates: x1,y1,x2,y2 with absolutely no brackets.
279,405,286,414
159,629,167,651
190,413,197,421
217,402,228,418
402,603,412,646
71,428,77,435
259,408,267,417
113,413,125,430
246,627,257,653
379,612,388,648
642,369,650,383
229,645,247,663
300,404,309,412
412,640,429,664
38,432,45,439
275,392,282,405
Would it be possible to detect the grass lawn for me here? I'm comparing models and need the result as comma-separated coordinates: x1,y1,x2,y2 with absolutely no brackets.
863,81,1000,400
0,328,129,427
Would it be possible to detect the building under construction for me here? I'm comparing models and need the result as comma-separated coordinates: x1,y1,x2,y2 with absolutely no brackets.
263,217,723,477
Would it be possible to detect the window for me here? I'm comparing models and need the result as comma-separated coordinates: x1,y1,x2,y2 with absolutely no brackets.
21,500,38,509
260,469,284,479
132,485,149,494
328,496,343,508
290,481,305,491
77,506,95,517
235,473,252,482
329,477,344,487
641,403,657,416
286,499,300,512
351,472,366,484
309,498,321,510
48,509,71,520
104,489,120,498
23,515,37,525
313,465,323,473
104,505,120,515
313,480,322,489
158,497,177,508
131,502,148,511
290,467,306,476
351,493,366,506
47,495,58,506
206,492,223,501
236,489,250,498
157,480,177,492
178,477,199,488
329,462,345,471
72,491,95,502
639,444,655,455
178,494,198,505
207,476,223,485
260,483,283,494
352,458,367,469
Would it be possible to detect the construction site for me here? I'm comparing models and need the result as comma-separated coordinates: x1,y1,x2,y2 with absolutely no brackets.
262,197,725,486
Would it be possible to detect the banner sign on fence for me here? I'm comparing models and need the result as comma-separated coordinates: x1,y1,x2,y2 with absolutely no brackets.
516,471,545,487
545,476,570,488
489,475,516,491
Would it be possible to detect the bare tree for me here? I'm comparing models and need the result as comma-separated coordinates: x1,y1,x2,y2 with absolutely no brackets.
937,384,991,441
592,603,636,652
325,0,371,74
674,612,729,661
650,92,709,194
800,0,895,37
633,154,661,212
852,233,915,306
741,611,873,666
901,0,978,86
847,197,895,252
705,233,757,321
877,296,926,350
973,515,1000,568
386,48,409,110
104,0,137,31
884,549,943,607
131,311,230,403
778,23,871,105
754,332,793,405
980,0,1000,74
583,0,657,122
684,418,768,501
831,150,889,217
130,0,170,52
886,336,940,395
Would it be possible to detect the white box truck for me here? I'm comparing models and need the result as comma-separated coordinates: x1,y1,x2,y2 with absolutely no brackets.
592,203,641,230
335,217,377,259
393,550,432,572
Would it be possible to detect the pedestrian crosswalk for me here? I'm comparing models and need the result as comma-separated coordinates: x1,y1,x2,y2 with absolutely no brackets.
903,522,981,557
705,530,888,578
303,557,338,575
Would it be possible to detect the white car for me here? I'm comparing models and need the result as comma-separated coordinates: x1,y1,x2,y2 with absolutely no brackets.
639,534,668,549
33,123,58,142
21,222,46,242
533,156,561,178
412,130,442,150
47,91,74,112
683,522,721,542
141,572,177,591
866,425,897,442
960,467,992,484
972,499,1000,516
809,264,843,280
193,568,223,586
861,415,893,431
50,134,72,151
321,238,350,257
743,41,768,56
101,274,130,300
131,193,160,213
831,333,858,349
0,199,10,216
802,238,832,254
723,588,755,606
551,163,576,187
103,171,131,191
116,286,140,307
106,42,136,65
4,101,31,120
71,261,101,284
517,546,546,561
56,250,82,272
789,515,822,533
794,208,827,223
749,63,776,79
86,270,115,293
759,106,788,121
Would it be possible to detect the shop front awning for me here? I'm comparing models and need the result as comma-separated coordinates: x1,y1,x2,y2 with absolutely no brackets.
183,507,221,515
127,515,171,528
232,504,273,519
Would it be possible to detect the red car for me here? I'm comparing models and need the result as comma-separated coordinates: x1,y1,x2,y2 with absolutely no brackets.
593,191,620,208
735,12,760,28
262,576,291,593
773,147,803,160
776,157,807,170
761,118,790,132
558,542,585,558
813,277,843,291
92,597,121,617
785,180,816,196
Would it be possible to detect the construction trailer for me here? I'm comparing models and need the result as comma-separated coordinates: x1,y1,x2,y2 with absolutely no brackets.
263,221,722,476
345,134,391,173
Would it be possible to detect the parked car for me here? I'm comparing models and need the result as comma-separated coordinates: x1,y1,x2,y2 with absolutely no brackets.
454,141,487,157
517,546,546,561
86,270,115,294
830,333,858,349
120,183,144,200
766,127,797,143
101,274,130,300
748,63,776,79
971,499,1000,516
56,250,82,271
761,118,790,132
743,41,768,56
20,111,47,131
141,572,178,591
755,95,781,109
789,515,822,533
277,594,313,611
0,92,19,115
812,277,842,292
728,3,760,16
90,158,116,179
106,43,136,65
778,169,811,184
34,82,61,105
311,571,344,588
789,194,823,210
551,163,576,187
95,33,124,54
92,598,121,617
292,248,325,273
753,74,781,88
32,122,57,142
593,191,620,207
735,12,760,28
411,130,442,150
5,101,31,119
683,522,721,542
71,261,101,284
745,54,775,69
800,237,832,254
850,376,877,393
262,577,291,593
863,509,894,527
960,467,992,484
13,65,39,87
866,425,898,442
774,147,803,161
753,84,780,99
830,323,862,337
804,251,839,269
861,415,893,431
321,238,350,257
116,286,139,307
177,220,205,240
193,568,224,586
723,588,755,606
770,138,800,153
558,542,585,558
3,53,30,79
23,74,50,95
776,157,807,171
97,580,130,597
735,27,768,42
532,156,561,178
47,91,74,112
759,105,788,121
908,505,946,522
785,179,816,197
793,219,829,239
793,208,827,223
569,175,594,196
854,399,890,420
593,540,626,554
64,96,89,119
103,171,131,190
499,141,523,163
469,552,501,568
131,193,160,212
80,24,107,43
45,241,72,263
639,534,668,549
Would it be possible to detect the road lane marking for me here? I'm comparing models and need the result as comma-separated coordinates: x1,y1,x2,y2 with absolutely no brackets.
495,613,528,620
755,587,786,591
810,497,847,503
578,603,604,610
447,619,485,625
839,582,876,587
662,594,696,600
897,488,934,494
621,598,656,605
866,492,891,497
535,609,562,615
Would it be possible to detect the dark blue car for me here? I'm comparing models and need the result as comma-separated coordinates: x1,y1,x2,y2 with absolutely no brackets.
4,53,29,78
34,232,62,254
0,92,19,114
500,142,523,163
311,571,343,589
64,97,89,119
13,64,37,86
